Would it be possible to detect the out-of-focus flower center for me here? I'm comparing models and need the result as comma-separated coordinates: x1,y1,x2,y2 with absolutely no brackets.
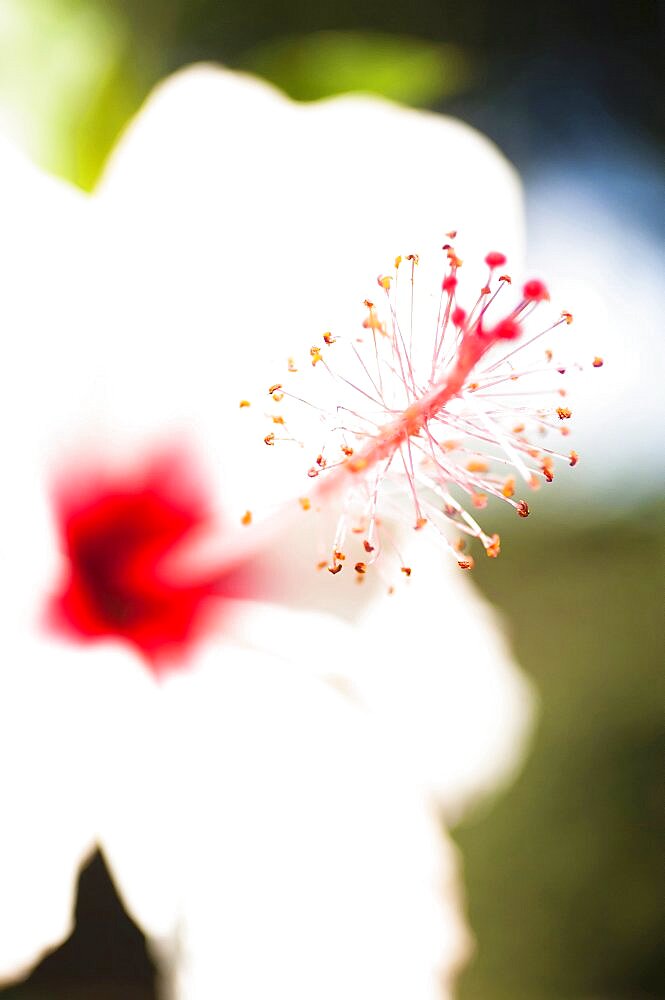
46,450,256,674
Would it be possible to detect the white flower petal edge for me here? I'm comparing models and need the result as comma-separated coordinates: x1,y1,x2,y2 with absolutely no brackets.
88,55,534,812
352,540,535,820
224,579,535,822
89,67,531,996
99,622,471,1000
0,138,98,627
0,639,141,983
0,138,121,982
0,64,534,997
90,63,525,518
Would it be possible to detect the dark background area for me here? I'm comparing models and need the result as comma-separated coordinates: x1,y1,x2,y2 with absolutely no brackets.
0,1,662,997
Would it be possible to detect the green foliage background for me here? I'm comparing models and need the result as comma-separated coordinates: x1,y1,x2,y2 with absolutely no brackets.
0,2,662,998
457,502,664,1000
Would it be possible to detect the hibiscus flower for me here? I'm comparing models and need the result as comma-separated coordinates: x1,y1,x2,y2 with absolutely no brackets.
0,66,533,998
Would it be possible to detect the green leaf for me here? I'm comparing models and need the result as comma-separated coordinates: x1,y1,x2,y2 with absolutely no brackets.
238,30,476,107
0,0,156,189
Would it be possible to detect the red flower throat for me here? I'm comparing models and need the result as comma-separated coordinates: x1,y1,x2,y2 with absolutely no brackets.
47,451,257,675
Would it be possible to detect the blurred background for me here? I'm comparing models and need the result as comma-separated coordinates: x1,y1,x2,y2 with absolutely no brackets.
0,1,662,998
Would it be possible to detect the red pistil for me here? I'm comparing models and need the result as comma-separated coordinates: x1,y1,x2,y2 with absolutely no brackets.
261,237,601,577
321,306,520,492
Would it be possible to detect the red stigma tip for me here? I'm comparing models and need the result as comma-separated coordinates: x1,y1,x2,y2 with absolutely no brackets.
491,317,522,341
522,279,550,302
485,251,507,269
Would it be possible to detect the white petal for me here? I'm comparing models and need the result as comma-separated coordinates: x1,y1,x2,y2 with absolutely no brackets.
350,541,535,819
100,623,471,999
0,76,529,995
0,639,139,983
0,136,145,983
90,64,524,521
0,135,98,623
222,578,534,822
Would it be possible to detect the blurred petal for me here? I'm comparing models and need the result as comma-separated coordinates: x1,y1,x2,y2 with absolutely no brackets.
221,577,534,821
101,624,471,999
91,64,525,519
0,640,138,982
0,136,107,981
0,135,97,624
352,542,535,819
87,61,532,813
0,65,532,998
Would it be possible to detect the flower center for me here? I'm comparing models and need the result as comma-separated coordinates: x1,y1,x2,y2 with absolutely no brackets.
46,449,256,674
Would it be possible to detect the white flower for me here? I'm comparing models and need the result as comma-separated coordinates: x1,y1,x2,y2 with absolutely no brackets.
0,66,533,998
